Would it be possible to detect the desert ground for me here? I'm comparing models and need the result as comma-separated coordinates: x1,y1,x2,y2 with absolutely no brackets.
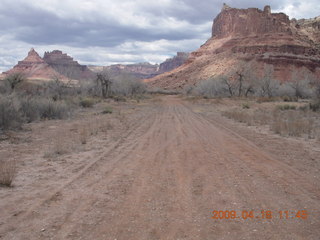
0,95,320,240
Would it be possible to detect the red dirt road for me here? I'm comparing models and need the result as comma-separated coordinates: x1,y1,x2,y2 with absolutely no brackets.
1,96,319,239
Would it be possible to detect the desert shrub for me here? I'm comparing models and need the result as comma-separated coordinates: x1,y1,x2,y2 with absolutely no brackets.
242,103,250,109
148,88,180,95
194,77,229,98
80,98,95,108
111,78,146,96
223,109,271,126
309,99,320,112
271,110,314,138
4,73,25,92
281,95,298,102
276,104,297,111
38,100,69,119
0,80,10,94
102,106,113,114
0,96,22,130
19,98,41,122
0,160,17,187
277,83,296,99
20,97,71,121
112,96,126,102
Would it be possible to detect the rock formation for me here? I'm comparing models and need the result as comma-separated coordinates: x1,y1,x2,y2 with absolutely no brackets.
43,50,95,80
3,49,95,81
295,16,320,43
158,52,189,73
3,48,64,80
147,5,320,89
90,52,189,80
102,62,159,79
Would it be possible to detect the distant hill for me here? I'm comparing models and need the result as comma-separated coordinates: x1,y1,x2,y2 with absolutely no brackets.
88,52,189,80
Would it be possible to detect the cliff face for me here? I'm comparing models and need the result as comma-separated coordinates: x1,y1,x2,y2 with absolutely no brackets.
212,6,291,38
295,16,320,43
3,49,65,80
148,5,320,89
43,50,95,80
158,52,189,73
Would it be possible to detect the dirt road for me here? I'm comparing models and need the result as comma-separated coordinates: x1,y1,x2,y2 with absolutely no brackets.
1,96,319,239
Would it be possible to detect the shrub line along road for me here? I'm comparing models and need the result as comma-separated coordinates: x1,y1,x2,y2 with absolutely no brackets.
0,96,319,239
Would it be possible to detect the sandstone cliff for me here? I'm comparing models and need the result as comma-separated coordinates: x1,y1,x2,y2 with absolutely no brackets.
147,5,320,89
158,52,189,73
43,50,95,80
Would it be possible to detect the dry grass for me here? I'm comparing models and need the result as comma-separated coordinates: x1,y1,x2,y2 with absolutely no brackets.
223,109,271,126
0,159,17,187
223,105,320,139
271,111,314,138
44,132,71,158
79,127,88,145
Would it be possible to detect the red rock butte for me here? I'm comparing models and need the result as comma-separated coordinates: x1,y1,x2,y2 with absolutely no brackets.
3,48,65,80
3,49,95,81
147,4,320,89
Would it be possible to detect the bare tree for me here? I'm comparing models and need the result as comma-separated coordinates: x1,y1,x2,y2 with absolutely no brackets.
221,76,237,97
230,61,257,97
5,73,25,92
96,71,112,98
290,69,313,99
259,64,279,97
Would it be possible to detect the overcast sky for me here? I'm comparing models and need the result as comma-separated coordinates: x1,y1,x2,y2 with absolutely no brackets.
0,0,319,71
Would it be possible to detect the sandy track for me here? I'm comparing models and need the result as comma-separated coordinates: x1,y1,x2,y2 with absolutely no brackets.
1,96,319,240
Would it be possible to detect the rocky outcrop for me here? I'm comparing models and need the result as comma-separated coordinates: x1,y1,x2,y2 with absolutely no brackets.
3,48,65,80
147,5,320,89
212,5,291,38
295,17,320,43
158,52,189,73
43,50,95,80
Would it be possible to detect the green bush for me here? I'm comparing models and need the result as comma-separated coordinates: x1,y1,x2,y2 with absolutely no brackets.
276,105,296,111
102,106,113,114
242,103,250,109
80,98,95,108
282,95,297,102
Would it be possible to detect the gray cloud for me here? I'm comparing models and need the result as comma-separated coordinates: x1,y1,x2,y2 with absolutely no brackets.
0,0,319,71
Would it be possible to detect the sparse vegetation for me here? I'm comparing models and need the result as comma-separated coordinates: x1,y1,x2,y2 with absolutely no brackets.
80,97,96,108
223,103,319,139
0,95,72,131
0,160,17,187
102,106,113,114
276,104,297,111
0,96,23,130
242,103,250,109
5,73,25,92
309,99,320,112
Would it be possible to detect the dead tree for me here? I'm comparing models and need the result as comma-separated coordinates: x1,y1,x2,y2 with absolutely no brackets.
5,73,25,92
236,71,244,97
96,72,112,98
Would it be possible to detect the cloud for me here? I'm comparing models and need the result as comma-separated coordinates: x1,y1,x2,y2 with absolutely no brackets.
0,0,319,71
